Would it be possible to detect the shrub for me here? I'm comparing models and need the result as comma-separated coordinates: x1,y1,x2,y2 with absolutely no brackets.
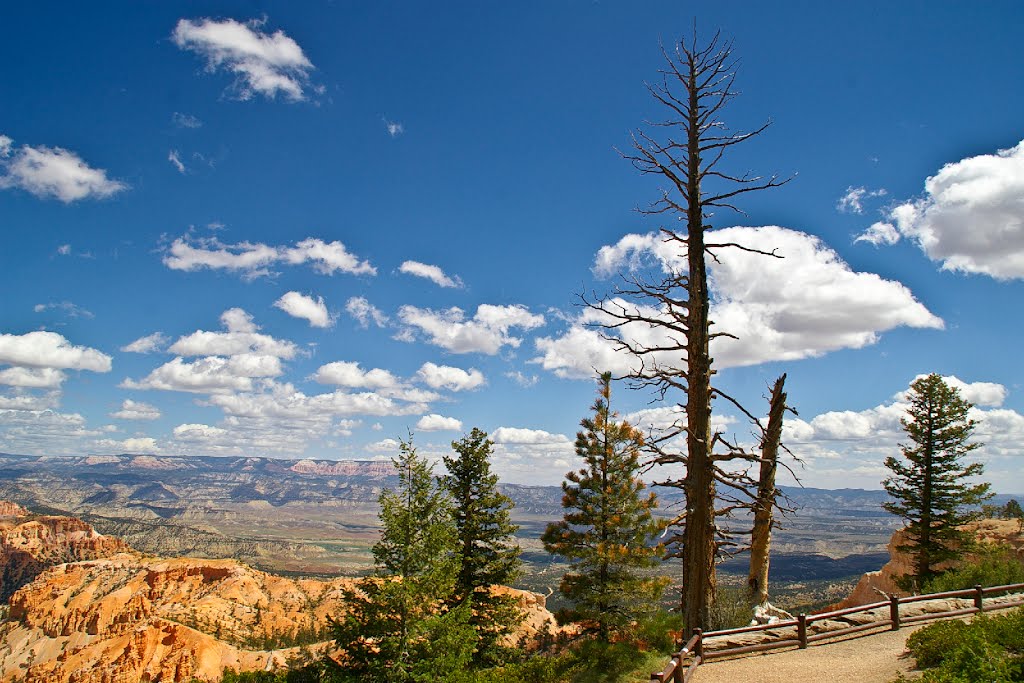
897,608,1024,683
922,544,1024,594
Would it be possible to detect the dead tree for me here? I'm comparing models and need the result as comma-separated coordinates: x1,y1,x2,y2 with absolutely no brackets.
747,374,793,621
589,31,789,630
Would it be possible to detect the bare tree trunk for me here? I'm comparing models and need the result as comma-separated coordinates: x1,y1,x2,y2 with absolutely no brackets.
748,374,786,609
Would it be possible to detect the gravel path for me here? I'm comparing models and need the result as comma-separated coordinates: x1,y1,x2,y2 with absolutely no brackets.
690,625,924,683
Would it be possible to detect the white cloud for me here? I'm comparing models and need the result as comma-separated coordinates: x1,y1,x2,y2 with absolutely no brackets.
399,261,463,288
537,227,943,378
169,308,297,358
0,367,66,389
837,186,886,214
172,17,316,102
274,291,333,328
163,235,376,279
122,332,169,354
168,149,186,174
491,426,571,445
781,375,1023,490
94,436,160,454
368,438,401,453
0,331,112,372
33,301,94,319
57,244,71,256
173,423,228,441
172,112,203,129
110,399,161,421
0,135,127,202
346,296,389,328
122,354,284,394
856,221,901,246
855,140,1024,279
398,304,545,355
0,391,61,412
416,362,486,391
384,119,404,138
207,381,426,420
416,414,463,432
314,361,399,389
504,370,538,388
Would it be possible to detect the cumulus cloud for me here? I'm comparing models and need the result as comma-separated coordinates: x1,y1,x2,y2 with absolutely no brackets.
855,140,1024,279
314,361,398,390
169,308,297,358
491,426,571,445
122,354,284,394
163,235,376,279
782,375,1023,490
94,436,160,454
172,17,316,102
398,304,544,355
837,186,887,214
399,261,463,288
274,291,333,328
110,399,161,420
537,227,943,378
0,331,112,373
384,119,404,138
0,135,127,202
416,414,463,431
121,332,169,354
0,367,66,389
416,362,485,391
346,296,389,328
33,301,94,319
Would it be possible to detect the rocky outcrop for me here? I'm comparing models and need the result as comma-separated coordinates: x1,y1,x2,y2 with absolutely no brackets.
833,518,1024,609
0,511,131,602
0,555,557,683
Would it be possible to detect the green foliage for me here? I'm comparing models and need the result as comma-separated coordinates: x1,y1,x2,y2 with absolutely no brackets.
332,437,475,682
897,608,1024,683
542,374,669,642
883,373,992,586
707,586,757,632
442,427,525,666
922,544,1024,594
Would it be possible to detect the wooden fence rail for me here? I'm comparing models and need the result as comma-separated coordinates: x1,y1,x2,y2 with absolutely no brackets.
649,582,1024,682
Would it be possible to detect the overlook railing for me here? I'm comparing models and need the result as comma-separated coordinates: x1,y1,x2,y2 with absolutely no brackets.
650,582,1024,682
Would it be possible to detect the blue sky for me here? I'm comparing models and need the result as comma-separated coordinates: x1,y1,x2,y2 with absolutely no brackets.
2,1,1022,491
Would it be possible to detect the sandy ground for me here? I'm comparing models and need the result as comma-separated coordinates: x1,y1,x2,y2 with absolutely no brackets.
690,625,925,683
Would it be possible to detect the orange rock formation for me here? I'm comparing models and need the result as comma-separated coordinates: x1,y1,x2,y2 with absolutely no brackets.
0,504,558,683
832,518,1024,610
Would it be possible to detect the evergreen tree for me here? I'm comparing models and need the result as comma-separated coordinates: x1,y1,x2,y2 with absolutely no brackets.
332,437,474,682
441,428,524,666
883,374,992,587
542,373,669,641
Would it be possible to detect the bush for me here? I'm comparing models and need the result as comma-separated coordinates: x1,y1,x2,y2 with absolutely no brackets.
922,544,1024,594
897,608,1024,683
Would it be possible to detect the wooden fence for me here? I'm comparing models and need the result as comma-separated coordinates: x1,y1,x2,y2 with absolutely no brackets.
650,582,1024,682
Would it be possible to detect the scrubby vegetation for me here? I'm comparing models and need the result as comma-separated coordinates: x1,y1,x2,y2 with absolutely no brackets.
922,544,1024,594
893,608,1024,683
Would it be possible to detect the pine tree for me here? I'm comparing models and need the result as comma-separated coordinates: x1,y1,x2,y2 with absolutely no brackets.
883,374,992,587
441,427,524,666
332,437,474,682
542,373,669,641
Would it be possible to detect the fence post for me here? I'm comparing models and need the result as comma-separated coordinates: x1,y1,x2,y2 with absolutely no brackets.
889,594,901,630
692,628,704,661
797,614,808,649
974,584,984,611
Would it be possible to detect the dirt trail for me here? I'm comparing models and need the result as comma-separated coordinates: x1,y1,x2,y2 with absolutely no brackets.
690,625,924,683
